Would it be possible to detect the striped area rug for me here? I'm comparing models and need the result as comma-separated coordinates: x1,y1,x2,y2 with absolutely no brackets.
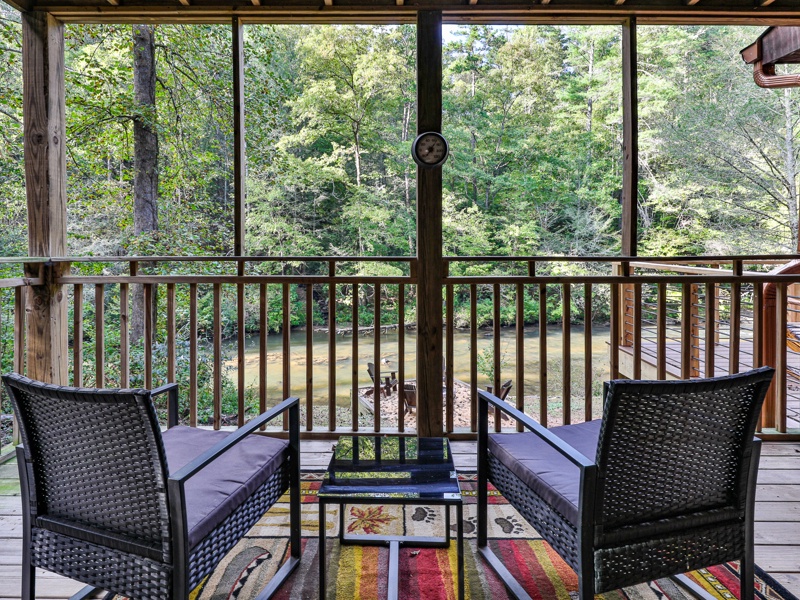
189,474,797,600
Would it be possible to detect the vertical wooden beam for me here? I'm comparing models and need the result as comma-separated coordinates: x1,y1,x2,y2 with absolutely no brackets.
621,17,638,257
416,10,443,438
232,17,246,258
23,13,68,384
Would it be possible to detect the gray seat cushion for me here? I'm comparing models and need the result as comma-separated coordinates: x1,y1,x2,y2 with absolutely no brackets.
488,419,601,526
161,426,289,548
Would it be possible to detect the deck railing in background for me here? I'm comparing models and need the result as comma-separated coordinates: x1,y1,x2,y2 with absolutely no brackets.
2,255,800,449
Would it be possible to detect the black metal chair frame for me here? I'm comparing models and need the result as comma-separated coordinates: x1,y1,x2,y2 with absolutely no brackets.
477,367,774,600
6,374,301,600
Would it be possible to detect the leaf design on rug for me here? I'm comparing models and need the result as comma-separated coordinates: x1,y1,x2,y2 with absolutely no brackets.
347,505,396,534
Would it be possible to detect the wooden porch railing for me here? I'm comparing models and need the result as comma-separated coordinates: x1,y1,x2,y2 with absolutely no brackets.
2,255,800,451
620,259,800,436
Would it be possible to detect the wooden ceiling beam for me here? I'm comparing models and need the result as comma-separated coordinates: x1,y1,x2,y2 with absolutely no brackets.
30,0,800,24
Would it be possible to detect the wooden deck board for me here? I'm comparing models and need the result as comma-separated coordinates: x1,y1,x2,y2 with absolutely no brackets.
0,441,798,599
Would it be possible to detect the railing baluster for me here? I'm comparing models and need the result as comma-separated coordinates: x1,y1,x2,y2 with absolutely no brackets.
690,283,701,377
119,282,129,388
610,282,620,380
143,283,153,389
656,283,667,380
374,283,381,432
584,283,592,422
681,282,692,379
493,282,501,433
189,283,198,427
73,284,83,386
705,281,715,378
446,282,454,433
753,281,763,432
470,283,478,433
213,283,222,430
237,273,246,427
14,286,24,377
167,283,176,385
352,283,359,432
729,260,742,375
632,282,641,380
259,283,268,430
95,284,105,387
776,282,788,433
398,283,406,433
753,282,763,370
282,282,291,431
562,283,571,425
539,283,548,426
328,262,337,432
516,282,525,433
306,283,314,432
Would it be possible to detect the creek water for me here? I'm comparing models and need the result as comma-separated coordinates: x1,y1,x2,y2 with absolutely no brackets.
225,325,612,407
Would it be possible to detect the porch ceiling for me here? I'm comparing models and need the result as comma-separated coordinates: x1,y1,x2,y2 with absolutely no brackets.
11,0,800,25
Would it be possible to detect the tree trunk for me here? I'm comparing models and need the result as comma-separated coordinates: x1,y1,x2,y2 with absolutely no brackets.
131,24,159,343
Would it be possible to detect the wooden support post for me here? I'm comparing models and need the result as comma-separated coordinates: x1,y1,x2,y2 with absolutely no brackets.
22,12,68,384
416,10,443,438
621,17,638,258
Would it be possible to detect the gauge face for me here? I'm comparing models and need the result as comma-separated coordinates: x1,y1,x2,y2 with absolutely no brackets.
412,132,449,168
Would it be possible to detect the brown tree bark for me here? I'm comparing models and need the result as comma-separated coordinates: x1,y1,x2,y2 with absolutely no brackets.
131,24,159,343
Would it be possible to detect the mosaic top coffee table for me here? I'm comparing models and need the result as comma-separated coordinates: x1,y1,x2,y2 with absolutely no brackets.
318,435,464,600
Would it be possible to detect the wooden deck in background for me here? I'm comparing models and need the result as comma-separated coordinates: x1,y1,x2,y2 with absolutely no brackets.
1,440,799,599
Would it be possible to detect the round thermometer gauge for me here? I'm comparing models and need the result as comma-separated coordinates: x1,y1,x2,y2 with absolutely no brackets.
411,131,449,168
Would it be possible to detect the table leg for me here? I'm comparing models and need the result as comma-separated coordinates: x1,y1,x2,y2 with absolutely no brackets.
319,500,327,598
457,503,464,600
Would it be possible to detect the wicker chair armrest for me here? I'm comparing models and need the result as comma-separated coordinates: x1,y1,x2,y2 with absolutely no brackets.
478,389,595,469
150,382,179,428
169,396,300,484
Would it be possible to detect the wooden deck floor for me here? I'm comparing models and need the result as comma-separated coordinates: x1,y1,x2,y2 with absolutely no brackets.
1,440,799,599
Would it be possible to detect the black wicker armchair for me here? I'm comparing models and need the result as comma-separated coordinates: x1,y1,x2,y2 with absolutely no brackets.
4,373,301,600
477,366,774,600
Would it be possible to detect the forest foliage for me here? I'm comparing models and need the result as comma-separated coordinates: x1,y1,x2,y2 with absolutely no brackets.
0,17,795,264
0,12,798,419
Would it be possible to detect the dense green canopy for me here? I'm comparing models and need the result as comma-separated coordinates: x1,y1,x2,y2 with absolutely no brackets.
0,16,794,261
